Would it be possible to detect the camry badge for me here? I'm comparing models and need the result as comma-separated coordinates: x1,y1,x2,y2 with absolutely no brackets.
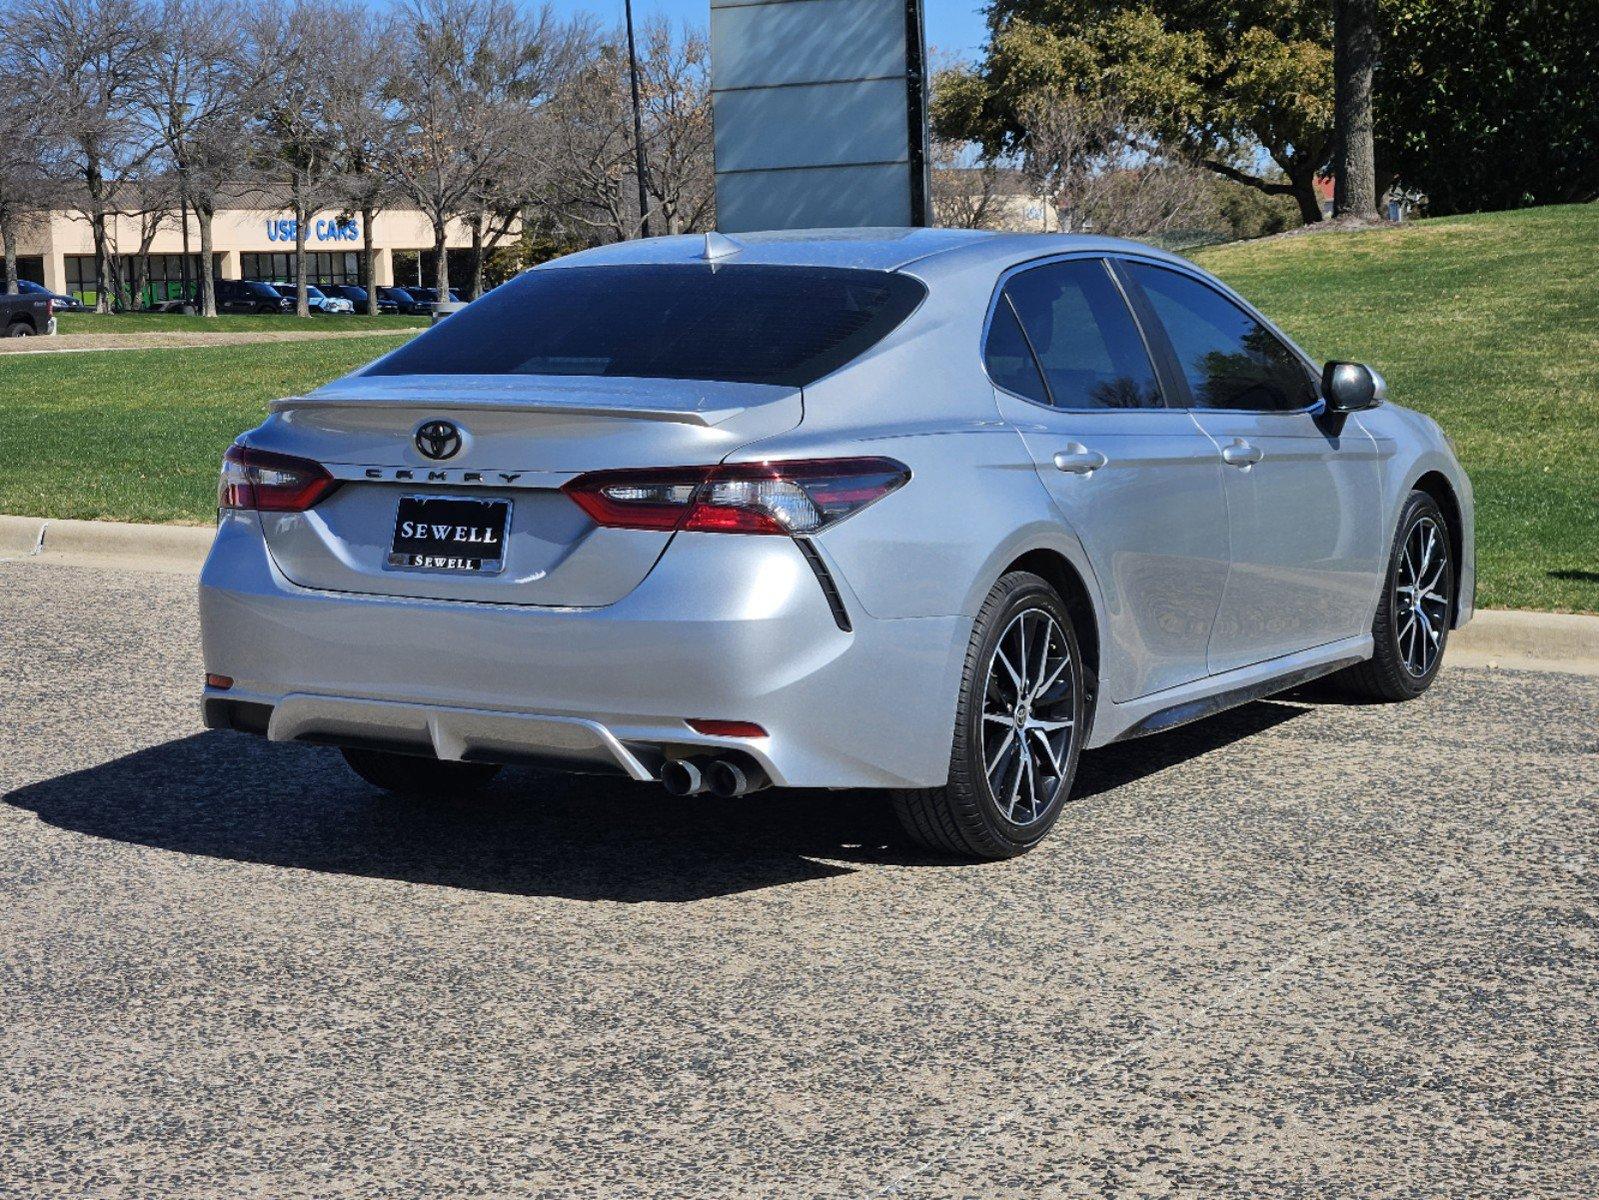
415,420,462,460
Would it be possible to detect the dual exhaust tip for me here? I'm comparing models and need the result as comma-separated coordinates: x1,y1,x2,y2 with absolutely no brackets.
660,756,769,798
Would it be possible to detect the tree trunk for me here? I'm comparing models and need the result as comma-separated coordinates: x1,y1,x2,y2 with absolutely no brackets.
432,216,450,297
1291,170,1326,225
1334,0,1379,217
361,204,378,315
198,203,217,318
293,172,310,318
85,160,116,316
1,210,17,294
133,252,151,311
90,202,114,313
468,212,483,300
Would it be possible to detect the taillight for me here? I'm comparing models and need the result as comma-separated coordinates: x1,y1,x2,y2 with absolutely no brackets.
218,443,338,512
563,457,910,536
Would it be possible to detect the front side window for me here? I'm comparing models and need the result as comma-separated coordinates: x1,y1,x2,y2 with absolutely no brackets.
1126,263,1317,412
365,264,927,388
997,259,1163,410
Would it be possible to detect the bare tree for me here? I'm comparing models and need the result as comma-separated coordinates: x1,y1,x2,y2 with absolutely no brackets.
323,5,401,314
0,71,56,293
140,0,258,316
386,0,575,297
636,18,713,236
5,0,157,312
1018,89,1208,240
931,136,1003,230
536,41,640,244
122,166,178,307
245,0,341,317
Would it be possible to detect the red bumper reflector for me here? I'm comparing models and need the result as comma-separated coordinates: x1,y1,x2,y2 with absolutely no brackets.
686,719,768,738
206,674,234,690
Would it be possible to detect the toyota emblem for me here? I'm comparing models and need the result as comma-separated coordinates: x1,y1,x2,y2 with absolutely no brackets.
415,420,462,460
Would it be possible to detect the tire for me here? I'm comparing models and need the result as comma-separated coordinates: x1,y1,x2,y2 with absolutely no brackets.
6,320,33,337
893,571,1085,860
1336,490,1454,701
340,747,502,797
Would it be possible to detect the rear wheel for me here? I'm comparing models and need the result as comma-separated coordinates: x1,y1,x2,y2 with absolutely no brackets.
1337,490,1454,701
340,747,501,797
6,320,33,337
893,571,1084,860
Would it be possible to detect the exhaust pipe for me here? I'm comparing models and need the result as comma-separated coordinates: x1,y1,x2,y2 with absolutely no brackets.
661,759,709,796
706,757,770,798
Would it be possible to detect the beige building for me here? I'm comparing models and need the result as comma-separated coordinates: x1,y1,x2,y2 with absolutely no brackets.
12,195,486,305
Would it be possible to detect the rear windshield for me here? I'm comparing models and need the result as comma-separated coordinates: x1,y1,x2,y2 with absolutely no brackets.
364,264,926,387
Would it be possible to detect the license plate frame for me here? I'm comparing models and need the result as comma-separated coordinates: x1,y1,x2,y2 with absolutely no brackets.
386,494,512,575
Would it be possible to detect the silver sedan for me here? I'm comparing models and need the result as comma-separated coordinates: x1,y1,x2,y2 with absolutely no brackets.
199,229,1474,859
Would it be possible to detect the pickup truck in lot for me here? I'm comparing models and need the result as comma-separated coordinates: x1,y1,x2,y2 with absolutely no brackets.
2,290,55,337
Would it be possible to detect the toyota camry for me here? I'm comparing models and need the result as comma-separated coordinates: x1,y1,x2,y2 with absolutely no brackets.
199,228,1474,859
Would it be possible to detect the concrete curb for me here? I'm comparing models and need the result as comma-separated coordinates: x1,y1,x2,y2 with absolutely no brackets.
1447,610,1599,676
0,514,214,574
3,512,1597,675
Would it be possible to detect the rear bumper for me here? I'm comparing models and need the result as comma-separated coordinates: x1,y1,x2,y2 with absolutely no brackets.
199,513,969,789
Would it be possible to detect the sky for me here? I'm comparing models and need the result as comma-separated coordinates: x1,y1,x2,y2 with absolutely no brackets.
546,0,992,62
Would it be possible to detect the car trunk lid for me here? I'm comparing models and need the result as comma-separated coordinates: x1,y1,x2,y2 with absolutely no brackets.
248,374,802,606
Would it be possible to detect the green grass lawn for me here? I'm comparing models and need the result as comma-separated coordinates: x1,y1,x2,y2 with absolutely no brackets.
0,336,414,523
1194,203,1599,613
55,312,430,334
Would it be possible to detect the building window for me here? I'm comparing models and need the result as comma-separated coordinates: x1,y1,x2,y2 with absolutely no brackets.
241,251,364,287
64,253,207,307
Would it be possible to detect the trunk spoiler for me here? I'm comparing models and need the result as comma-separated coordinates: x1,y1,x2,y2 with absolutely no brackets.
272,374,797,428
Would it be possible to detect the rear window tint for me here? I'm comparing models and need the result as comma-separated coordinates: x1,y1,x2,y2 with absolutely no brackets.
364,264,927,387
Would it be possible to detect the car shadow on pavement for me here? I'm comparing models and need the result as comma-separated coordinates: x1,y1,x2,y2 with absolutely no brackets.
5,699,1311,901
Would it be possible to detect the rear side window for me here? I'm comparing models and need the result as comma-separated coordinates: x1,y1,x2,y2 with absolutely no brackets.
1127,263,1317,412
365,264,927,388
984,297,1050,404
997,259,1163,409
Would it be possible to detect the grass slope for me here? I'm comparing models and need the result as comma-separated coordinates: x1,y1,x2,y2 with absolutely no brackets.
1195,204,1598,612
0,336,413,523
55,312,429,334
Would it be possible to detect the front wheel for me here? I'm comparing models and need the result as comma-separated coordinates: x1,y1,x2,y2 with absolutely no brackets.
1337,490,1454,701
341,747,502,797
893,571,1085,860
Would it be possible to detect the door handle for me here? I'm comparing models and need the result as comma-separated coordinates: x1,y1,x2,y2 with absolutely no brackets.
1053,444,1108,475
1220,438,1264,468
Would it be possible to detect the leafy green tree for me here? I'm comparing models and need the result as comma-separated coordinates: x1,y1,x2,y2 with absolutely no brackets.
938,0,1334,224
1376,0,1599,214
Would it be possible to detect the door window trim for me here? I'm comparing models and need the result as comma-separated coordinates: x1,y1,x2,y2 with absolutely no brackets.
1110,254,1327,417
979,252,1179,413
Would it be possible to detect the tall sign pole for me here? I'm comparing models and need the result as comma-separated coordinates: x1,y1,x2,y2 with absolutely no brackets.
624,0,652,238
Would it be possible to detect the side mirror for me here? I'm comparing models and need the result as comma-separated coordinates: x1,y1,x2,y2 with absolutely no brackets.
1321,361,1386,413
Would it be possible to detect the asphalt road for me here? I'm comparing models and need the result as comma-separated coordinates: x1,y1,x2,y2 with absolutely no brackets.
2,555,1596,1199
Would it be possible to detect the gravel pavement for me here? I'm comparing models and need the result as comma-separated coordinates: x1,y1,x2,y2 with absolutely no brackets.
2,555,1595,1198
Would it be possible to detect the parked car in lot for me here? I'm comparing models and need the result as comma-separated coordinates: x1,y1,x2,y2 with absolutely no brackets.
404,287,467,306
271,283,354,314
212,279,294,314
1,289,54,336
319,284,397,314
7,278,88,313
200,229,1475,860
378,286,431,315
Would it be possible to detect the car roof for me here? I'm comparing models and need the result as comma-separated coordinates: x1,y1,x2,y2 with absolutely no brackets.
541,227,1195,277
